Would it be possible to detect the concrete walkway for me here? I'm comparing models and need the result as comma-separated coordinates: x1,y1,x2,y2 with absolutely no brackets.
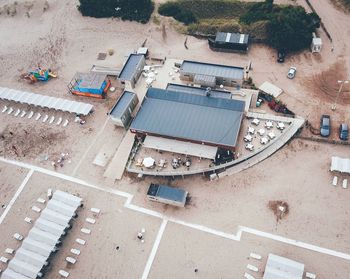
103,131,135,180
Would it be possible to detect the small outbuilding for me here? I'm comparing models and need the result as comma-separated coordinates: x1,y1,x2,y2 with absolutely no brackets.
311,37,322,53
118,54,146,88
209,32,249,53
147,183,188,207
109,91,139,128
68,72,111,99
180,60,245,87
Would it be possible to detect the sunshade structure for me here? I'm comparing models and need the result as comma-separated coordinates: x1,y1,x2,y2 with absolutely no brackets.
143,136,218,160
259,81,283,98
330,156,350,174
1,190,82,279
263,254,304,279
0,87,93,115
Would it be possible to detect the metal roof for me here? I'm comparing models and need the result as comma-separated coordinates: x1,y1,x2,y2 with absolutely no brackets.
74,72,106,89
130,88,245,148
2,191,82,279
118,54,144,81
110,91,136,118
215,32,249,45
143,135,218,160
180,60,244,81
0,87,93,115
147,184,187,203
166,83,231,99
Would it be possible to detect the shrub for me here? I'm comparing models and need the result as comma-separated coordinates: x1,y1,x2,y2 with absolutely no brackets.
158,2,196,24
78,0,154,23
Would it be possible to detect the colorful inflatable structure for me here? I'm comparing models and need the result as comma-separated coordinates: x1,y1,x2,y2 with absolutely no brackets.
22,67,57,83
68,72,110,99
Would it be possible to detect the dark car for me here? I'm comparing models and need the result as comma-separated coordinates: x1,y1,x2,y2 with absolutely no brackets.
339,123,349,140
277,50,285,63
320,115,331,137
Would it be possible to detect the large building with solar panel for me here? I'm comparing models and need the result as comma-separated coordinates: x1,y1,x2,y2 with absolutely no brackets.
130,87,245,153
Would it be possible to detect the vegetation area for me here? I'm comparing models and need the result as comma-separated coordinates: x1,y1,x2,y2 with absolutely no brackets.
78,0,154,23
158,0,320,52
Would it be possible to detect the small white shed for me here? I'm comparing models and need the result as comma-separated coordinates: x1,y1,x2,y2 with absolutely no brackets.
259,81,283,98
311,37,322,53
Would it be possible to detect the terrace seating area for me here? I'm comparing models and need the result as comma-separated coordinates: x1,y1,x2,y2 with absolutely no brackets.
0,190,82,279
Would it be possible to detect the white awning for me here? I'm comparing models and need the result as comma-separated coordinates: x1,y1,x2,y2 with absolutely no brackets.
259,81,283,98
263,254,304,279
0,86,93,115
331,156,350,174
143,136,217,160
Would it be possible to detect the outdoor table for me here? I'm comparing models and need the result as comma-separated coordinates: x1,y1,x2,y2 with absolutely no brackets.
260,137,269,144
251,118,260,126
277,122,285,130
265,121,273,129
245,143,254,151
248,126,255,134
268,132,276,139
244,134,253,142
258,128,266,136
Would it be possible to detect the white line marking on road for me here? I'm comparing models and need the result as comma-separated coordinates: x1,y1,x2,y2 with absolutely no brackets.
1,156,350,261
0,169,34,224
141,219,168,279
239,226,350,260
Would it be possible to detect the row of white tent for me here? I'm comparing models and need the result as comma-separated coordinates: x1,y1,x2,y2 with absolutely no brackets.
1,190,82,279
0,87,93,116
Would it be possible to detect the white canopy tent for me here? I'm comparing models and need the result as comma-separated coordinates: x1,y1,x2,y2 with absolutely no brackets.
15,247,48,268
330,156,350,174
259,81,283,98
143,136,218,160
263,254,304,279
41,208,71,227
0,86,93,115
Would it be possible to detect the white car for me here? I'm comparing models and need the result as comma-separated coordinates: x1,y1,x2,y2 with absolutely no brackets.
287,66,297,79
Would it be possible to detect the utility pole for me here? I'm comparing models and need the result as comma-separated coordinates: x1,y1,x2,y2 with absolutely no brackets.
332,80,349,111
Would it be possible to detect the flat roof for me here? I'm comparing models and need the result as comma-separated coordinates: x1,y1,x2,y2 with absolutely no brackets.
119,54,144,81
215,32,249,45
180,60,244,81
130,88,245,148
263,254,304,279
166,83,231,99
143,135,218,160
147,184,187,203
74,72,107,89
110,91,136,118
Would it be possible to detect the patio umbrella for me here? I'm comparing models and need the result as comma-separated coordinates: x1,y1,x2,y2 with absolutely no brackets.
143,157,155,168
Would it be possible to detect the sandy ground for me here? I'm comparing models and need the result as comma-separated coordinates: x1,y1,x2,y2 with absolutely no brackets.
1,0,350,278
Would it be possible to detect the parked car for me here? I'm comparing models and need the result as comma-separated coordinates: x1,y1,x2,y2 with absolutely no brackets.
277,50,285,63
287,67,297,79
339,123,349,140
320,115,331,137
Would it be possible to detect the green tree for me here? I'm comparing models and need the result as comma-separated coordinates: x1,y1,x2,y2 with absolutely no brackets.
267,7,320,51
78,0,154,23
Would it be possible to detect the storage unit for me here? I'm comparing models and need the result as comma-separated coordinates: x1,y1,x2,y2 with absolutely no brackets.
68,72,111,99
109,91,139,128
209,32,249,52
180,60,244,87
147,183,188,207
311,37,322,53
118,54,146,88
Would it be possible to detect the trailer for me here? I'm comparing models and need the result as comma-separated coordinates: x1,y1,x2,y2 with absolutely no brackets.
147,184,188,207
